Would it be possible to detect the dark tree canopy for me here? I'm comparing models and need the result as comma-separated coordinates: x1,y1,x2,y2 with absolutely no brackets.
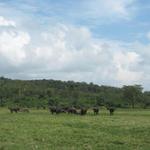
0,77,149,108
123,85,143,108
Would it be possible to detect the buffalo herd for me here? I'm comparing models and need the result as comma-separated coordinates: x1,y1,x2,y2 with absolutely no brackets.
49,107,89,115
49,106,115,116
8,106,115,116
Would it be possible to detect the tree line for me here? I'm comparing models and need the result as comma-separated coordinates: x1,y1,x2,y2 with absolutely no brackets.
0,77,149,108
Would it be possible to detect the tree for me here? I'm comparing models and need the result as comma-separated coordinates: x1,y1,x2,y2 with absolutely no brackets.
95,94,105,106
123,85,143,108
142,92,150,108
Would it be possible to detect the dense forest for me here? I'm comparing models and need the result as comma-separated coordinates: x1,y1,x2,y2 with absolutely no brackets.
0,77,149,108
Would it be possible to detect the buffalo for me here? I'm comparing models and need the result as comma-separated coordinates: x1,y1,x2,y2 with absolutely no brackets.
49,106,66,114
93,107,99,115
8,107,20,113
67,107,78,114
80,108,88,115
107,107,115,115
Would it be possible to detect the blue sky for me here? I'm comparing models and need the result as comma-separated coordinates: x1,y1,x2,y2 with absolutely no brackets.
1,0,149,41
0,0,150,90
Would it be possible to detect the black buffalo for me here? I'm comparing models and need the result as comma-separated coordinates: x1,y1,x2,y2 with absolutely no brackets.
80,108,88,115
67,107,78,114
107,107,115,115
93,107,99,115
8,107,20,113
49,107,66,114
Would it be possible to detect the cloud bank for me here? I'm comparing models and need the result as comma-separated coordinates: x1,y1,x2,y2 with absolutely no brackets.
0,0,150,89
0,16,149,89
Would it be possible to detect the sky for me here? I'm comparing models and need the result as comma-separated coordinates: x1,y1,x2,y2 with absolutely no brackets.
0,0,150,90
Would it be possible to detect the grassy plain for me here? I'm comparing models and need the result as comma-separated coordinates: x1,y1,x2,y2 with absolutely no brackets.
0,108,150,150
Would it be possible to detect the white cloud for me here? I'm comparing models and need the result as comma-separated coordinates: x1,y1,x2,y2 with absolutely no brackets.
0,30,30,65
0,17,149,88
0,16,16,27
113,51,143,83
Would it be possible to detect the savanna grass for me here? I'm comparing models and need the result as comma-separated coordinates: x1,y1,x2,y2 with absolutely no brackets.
0,108,150,150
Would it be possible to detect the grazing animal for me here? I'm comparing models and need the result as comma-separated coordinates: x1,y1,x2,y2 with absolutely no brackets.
49,107,58,114
8,107,20,113
107,107,115,115
49,107,65,114
80,108,88,115
67,107,78,114
93,107,99,115
63,107,69,112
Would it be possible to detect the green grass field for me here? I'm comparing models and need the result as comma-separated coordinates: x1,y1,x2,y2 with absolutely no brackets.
0,108,150,150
